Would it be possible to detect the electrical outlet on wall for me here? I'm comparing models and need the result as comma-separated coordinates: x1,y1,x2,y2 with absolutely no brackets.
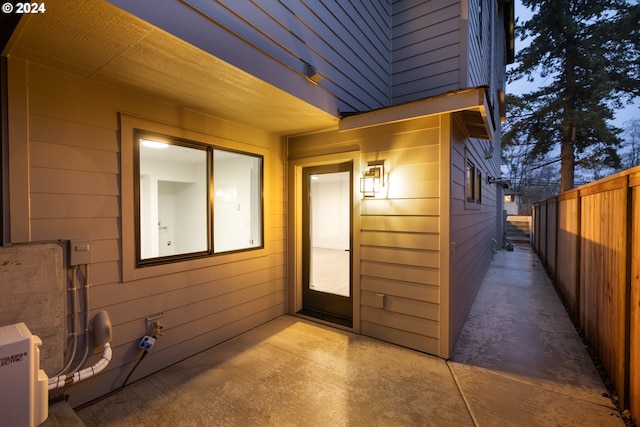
145,312,164,335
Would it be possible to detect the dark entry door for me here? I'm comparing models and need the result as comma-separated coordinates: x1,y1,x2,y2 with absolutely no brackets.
299,162,352,327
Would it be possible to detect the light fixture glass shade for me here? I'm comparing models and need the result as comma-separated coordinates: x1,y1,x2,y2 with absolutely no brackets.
360,166,381,197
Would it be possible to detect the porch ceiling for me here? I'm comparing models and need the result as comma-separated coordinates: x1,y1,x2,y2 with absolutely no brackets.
3,0,339,136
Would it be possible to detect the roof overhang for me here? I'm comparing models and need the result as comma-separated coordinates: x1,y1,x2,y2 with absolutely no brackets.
2,0,339,137
339,88,496,141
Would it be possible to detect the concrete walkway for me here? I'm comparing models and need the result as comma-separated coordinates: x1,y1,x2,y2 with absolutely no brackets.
449,244,623,426
68,245,624,426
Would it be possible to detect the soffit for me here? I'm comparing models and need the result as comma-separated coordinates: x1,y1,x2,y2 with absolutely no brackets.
4,0,339,136
339,88,495,141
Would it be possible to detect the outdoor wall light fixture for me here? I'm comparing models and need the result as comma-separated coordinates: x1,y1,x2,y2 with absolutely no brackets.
487,175,511,188
360,160,385,198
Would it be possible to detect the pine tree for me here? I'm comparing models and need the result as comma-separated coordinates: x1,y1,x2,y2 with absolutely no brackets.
507,0,640,192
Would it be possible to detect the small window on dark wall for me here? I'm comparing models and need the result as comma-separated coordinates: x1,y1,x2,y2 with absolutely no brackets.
135,131,263,266
475,169,482,203
466,159,482,205
466,161,475,202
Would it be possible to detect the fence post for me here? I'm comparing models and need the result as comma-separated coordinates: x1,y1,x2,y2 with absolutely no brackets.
629,168,640,420
575,190,581,326
531,204,538,253
624,176,632,409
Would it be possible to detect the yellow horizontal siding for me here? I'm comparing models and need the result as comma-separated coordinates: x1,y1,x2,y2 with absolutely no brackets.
331,123,443,349
362,261,439,287
361,276,439,302
91,255,283,304
361,292,439,321
362,305,438,335
361,320,439,354
103,270,285,326
361,215,439,233
88,238,121,263
30,114,119,151
30,167,119,195
361,197,440,216
362,246,439,269
15,61,286,407
30,194,119,219
286,97,445,354
30,140,119,173
361,231,439,251
85,260,121,286
31,218,120,241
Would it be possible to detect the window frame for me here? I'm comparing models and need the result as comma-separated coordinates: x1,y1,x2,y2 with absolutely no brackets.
121,115,269,282
134,130,265,268
475,168,482,204
466,160,476,203
134,130,214,267
211,146,265,255
464,152,483,209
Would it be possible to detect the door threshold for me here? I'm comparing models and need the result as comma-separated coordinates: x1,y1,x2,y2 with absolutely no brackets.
296,309,352,328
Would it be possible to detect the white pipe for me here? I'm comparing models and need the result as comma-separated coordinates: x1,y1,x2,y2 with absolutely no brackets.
54,266,79,377
72,265,92,373
48,343,112,390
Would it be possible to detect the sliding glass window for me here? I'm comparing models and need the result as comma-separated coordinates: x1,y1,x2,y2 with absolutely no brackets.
213,149,263,253
135,131,263,267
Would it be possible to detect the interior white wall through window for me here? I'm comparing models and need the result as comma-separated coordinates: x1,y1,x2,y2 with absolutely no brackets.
138,134,263,264
213,149,262,253
139,141,208,259
310,172,350,296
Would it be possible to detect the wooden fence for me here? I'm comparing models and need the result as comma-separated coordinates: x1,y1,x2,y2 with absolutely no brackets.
532,165,640,419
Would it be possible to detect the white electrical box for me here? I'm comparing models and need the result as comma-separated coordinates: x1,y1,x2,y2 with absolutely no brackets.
0,323,49,427
70,239,93,266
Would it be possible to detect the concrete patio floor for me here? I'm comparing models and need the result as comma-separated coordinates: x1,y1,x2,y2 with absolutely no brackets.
59,245,624,426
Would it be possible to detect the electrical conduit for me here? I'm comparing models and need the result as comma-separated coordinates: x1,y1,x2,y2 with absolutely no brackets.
49,310,113,390
48,343,112,390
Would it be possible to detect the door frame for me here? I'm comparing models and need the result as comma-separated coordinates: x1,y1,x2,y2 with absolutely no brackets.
301,162,352,323
287,152,361,332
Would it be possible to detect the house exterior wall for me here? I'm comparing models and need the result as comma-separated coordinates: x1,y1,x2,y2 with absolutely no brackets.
106,0,500,114
391,0,463,104
288,109,501,359
0,0,512,404
106,0,392,114
467,0,491,88
448,115,501,347
5,57,287,407
468,0,509,133
445,0,509,348
504,198,519,215
288,114,451,357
